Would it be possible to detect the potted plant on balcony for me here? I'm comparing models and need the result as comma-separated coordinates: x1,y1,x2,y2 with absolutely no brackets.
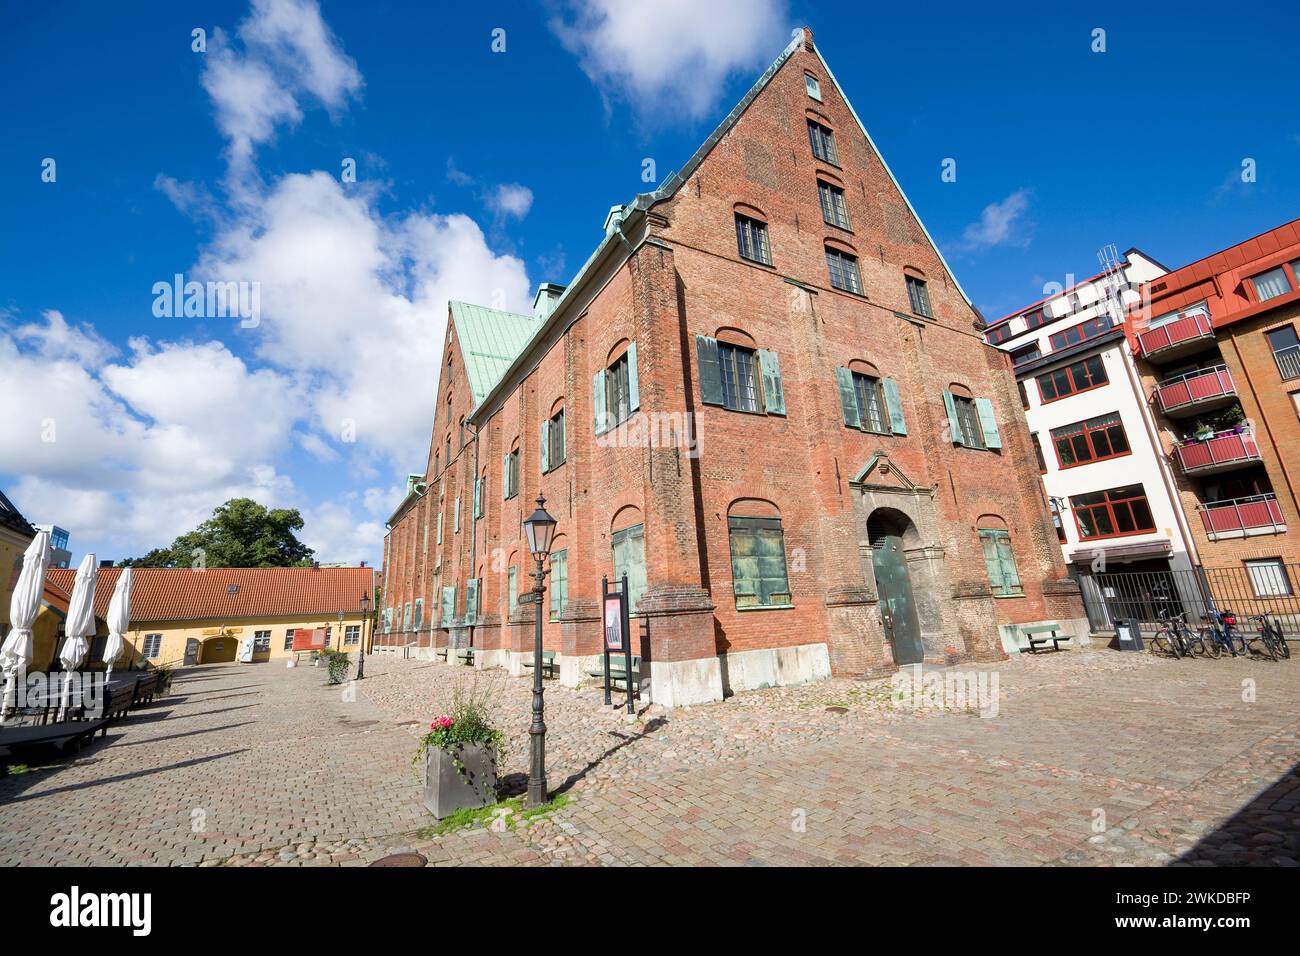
416,681,504,818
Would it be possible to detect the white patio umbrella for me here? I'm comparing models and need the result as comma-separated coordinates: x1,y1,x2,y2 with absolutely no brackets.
56,553,97,721
1,530,51,722
102,567,133,682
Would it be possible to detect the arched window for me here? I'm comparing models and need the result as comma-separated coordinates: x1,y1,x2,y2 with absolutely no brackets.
610,507,646,614
976,516,1023,597
727,499,792,609
503,438,520,500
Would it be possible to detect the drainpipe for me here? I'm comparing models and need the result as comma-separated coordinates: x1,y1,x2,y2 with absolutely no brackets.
468,422,481,646
1120,349,1202,569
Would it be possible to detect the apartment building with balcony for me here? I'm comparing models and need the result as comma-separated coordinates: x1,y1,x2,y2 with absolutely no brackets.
1128,218,1300,583
983,249,1204,629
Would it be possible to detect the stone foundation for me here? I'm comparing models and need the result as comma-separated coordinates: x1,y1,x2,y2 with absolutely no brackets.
719,642,832,695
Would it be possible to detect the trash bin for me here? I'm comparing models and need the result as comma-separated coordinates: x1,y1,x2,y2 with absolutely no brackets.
1114,619,1144,652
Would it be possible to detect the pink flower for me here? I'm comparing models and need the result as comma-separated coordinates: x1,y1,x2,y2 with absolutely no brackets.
430,714,453,730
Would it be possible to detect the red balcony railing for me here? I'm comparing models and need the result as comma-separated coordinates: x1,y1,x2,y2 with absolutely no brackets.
1154,365,1236,416
1200,494,1285,538
1174,432,1262,475
1137,311,1214,359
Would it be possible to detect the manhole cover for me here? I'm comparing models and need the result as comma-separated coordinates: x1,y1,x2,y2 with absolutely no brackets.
825,706,849,715
369,853,427,867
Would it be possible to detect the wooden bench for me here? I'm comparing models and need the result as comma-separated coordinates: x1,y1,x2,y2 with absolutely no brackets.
132,673,158,706
587,655,642,692
1022,623,1068,654
522,650,558,678
98,682,137,733
434,647,448,661
453,647,474,666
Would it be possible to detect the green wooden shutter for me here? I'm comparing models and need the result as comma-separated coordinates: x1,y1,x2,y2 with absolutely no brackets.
997,535,1021,592
627,341,640,412
942,390,966,446
593,369,607,435
974,397,1001,449
441,585,456,626
502,453,510,497
882,378,907,435
436,511,443,545
758,349,785,415
454,496,460,533
540,419,550,473
465,579,479,625
472,479,481,518
979,531,1005,594
695,335,723,406
836,367,860,428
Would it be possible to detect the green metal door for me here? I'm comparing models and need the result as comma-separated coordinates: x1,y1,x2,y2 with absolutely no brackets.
871,534,925,666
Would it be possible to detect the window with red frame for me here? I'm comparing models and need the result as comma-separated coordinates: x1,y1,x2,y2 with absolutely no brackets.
1050,411,1130,468
985,323,1014,345
1069,484,1156,540
1048,315,1114,351
1036,354,1108,402
1022,308,1047,330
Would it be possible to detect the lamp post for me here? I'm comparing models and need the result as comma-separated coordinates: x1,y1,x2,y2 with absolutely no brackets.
523,495,557,808
357,591,370,679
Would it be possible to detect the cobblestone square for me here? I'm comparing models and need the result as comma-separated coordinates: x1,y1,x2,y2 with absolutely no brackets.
1,646,1296,867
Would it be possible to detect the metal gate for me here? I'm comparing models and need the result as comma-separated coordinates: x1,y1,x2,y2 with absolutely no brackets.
1080,565,1300,638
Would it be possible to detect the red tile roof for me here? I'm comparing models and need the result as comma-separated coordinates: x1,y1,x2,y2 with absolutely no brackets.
44,566,374,624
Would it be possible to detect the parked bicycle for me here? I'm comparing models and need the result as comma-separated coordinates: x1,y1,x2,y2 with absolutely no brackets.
1247,614,1292,661
1150,610,1195,659
1198,609,1245,658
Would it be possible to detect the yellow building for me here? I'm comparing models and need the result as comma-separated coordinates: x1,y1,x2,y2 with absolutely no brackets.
0,489,37,636
34,566,374,671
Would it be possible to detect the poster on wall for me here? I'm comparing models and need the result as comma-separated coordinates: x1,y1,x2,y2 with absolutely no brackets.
603,594,624,651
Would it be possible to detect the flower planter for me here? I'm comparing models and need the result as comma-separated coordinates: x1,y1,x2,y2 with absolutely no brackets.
424,743,498,818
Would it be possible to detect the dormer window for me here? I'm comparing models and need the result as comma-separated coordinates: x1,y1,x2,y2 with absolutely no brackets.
804,73,822,101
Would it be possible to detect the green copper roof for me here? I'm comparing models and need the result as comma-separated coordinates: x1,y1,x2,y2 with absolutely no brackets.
448,301,540,404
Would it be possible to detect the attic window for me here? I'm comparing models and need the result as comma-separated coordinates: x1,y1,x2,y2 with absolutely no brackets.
805,73,822,101
227,584,239,595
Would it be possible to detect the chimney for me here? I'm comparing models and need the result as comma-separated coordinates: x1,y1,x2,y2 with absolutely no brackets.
360,560,367,568
312,561,320,570
603,204,626,237
532,283,567,320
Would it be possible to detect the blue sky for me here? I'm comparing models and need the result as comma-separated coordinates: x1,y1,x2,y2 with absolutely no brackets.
2,0,1298,567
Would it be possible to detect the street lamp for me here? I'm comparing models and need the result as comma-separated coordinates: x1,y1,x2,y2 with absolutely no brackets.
523,494,557,808
357,591,370,680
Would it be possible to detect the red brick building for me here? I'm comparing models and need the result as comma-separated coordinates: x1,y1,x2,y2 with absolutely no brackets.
377,29,1084,704
1128,218,1300,579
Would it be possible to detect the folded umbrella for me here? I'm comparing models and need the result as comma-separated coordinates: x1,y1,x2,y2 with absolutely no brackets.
56,553,97,721
102,567,133,682
1,531,51,723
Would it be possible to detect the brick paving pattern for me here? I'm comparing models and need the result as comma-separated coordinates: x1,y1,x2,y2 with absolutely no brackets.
1,646,1296,866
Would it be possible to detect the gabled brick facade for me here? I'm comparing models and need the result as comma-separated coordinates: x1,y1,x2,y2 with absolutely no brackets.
378,29,1085,704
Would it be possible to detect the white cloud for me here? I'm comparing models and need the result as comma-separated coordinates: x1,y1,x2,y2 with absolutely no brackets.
4,0,531,566
201,0,361,179
299,495,387,565
551,0,790,121
0,312,298,559
948,188,1034,256
486,183,534,220
196,171,531,459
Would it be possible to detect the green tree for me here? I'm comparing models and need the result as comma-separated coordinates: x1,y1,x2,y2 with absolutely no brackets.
121,498,315,568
